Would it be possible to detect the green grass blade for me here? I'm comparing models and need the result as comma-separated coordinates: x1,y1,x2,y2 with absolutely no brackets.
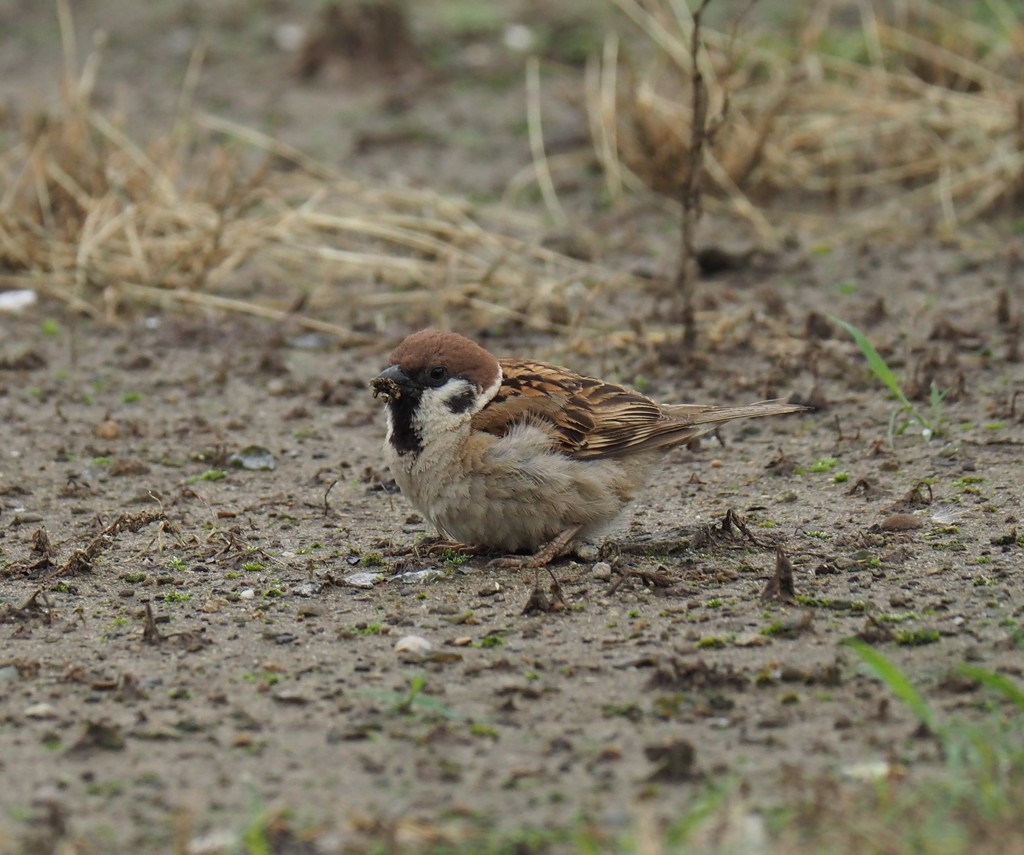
830,316,911,406
844,638,940,732
887,407,901,444
664,780,731,845
929,380,950,409
957,665,1024,711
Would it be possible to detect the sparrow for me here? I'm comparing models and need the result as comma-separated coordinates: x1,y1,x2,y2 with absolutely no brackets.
370,329,805,568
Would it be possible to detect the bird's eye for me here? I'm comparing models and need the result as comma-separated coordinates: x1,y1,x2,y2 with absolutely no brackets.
428,366,448,384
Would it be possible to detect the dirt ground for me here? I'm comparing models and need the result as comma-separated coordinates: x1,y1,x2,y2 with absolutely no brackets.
1,2,1023,853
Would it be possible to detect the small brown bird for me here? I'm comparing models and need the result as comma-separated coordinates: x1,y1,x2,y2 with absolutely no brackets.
371,330,804,568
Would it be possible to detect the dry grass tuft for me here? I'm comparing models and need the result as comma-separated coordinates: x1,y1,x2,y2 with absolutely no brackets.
0,5,615,342
591,0,1024,241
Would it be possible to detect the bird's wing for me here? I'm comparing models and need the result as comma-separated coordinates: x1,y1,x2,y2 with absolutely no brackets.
471,359,802,460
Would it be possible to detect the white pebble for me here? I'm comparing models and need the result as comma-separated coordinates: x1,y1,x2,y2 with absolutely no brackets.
24,702,58,720
273,23,306,52
503,24,535,52
0,290,36,312
842,760,893,782
394,635,432,659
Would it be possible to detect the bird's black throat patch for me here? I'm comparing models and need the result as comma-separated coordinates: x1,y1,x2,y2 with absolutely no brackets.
387,388,424,456
445,385,476,414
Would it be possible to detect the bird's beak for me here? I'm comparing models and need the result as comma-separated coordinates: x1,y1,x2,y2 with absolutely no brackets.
370,364,413,401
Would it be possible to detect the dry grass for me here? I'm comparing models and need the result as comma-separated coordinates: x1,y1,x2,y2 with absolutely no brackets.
0,4,621,342
4,1,1016,345
590,0,1024,242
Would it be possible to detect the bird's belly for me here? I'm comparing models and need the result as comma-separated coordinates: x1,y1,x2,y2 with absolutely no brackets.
430,451,652,552
385,427,654,553
430,483,568,552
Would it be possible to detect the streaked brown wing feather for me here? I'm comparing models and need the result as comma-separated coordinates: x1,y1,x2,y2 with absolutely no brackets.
471,359,806,460
470,360,593,452
470,359,681,459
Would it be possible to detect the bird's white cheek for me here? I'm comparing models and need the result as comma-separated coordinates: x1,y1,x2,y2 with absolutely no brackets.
414,382,478,437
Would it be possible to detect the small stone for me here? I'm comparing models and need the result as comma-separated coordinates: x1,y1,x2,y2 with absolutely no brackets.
24,702,58,720
841,760,899,782
187,829,240,855
292,582,323,598
394,635,432,659
591,562,613,581
343,572,383,589
239,588,255,600
227,446,276,472
0,289,37,312
394,568,445,584
452,636,472,647
95,420,120,440
880,513,922,531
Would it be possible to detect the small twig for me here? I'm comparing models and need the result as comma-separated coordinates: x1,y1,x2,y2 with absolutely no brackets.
0,589,54,624
174,37,208,132
8,528,59,576
885,481,933,513
848,477,882,499
113,282,375,345
524,56,565,223
607,567,674,596
691,508,764,550
56,0,78,91
521,569,567,615
593,33,623,202
760,545,797,604
721,507,762,546
142,603,162,645
323,478,339,515
833,414,846,442
52,510,165,577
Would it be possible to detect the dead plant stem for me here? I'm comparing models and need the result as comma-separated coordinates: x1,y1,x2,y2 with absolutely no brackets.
674,0,715,350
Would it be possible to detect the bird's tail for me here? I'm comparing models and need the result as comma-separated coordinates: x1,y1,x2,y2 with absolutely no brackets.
663,399,809,425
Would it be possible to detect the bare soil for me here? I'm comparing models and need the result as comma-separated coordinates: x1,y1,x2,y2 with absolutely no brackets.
1,2,1023,853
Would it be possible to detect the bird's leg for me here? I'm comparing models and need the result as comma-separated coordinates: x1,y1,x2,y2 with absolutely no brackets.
486,525,583,570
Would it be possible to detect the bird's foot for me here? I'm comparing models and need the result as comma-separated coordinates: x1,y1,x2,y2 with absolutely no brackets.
486,525,583,570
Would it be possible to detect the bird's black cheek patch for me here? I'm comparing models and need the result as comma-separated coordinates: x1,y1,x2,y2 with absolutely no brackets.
445,386,476,414
388,389,424,456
